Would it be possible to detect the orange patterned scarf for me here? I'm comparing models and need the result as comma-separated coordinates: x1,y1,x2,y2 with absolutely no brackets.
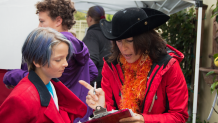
119,54,152,113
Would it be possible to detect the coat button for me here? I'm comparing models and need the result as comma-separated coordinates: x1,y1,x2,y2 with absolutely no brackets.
145,21,148,25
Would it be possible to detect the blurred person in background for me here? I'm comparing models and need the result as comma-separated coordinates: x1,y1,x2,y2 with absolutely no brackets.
3,0,98,122
83,6,111,88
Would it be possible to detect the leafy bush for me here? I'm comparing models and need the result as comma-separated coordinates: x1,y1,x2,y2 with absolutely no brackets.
159,7,197,88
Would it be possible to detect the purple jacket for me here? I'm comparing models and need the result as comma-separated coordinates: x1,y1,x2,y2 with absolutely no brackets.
3,32,98,123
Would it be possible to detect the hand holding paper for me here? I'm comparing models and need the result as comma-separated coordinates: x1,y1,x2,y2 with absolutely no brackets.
79,80,144,123
119,113,144,123
79,80,105,109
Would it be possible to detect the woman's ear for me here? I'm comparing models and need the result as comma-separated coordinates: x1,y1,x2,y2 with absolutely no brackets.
55,16,63,27
33,61,41,68
87,16,93,23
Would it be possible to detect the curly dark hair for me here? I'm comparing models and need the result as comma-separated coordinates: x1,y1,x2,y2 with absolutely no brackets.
36,0,76,30
108,30,167,63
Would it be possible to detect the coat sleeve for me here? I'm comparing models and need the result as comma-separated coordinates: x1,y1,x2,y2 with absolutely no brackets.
3,63,28,86
0,96,30,123
101,62,117,111
88,58,98,82
83,31,100,66
142,61,189,123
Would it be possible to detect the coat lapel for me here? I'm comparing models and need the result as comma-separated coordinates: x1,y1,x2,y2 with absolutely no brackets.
51,80,87,119
44,98,65,123
28,71,65,122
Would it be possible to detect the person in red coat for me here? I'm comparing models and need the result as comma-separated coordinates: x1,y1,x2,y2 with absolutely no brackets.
0,27,87,123
80,7,189,123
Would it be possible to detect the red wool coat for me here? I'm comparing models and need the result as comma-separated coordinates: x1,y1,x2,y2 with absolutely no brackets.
101,45,189,123
0,70,87,123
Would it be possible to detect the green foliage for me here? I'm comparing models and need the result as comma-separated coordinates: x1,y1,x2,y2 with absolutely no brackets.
158,7,196,88
206,71,215,76
206,69,218,93
205,2,218,94
210,81,218,93
74,11,86,20
205,70,218,93
74,11,113,21
213,53,218,59
106,14,113,21
211,2,218,19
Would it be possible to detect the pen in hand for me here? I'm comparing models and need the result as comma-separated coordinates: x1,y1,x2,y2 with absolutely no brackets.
79,80,106,109
93,81,96,95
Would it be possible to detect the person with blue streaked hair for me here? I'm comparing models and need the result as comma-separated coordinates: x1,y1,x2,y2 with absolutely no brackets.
0,27,87,123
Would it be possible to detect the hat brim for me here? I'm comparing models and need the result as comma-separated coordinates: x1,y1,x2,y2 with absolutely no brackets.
100,8,170,41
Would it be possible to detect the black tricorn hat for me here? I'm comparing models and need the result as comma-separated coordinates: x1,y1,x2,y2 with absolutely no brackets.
100,7,170,40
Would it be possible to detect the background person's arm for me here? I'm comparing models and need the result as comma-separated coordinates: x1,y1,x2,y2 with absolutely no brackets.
3,63,28,86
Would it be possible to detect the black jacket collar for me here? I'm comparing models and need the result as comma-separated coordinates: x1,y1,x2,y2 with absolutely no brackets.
28,70,59,106
88,23,101,31
104,53,172,77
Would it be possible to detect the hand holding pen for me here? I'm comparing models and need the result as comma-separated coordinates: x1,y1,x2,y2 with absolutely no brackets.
80,81,145,123
79,80,106,110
